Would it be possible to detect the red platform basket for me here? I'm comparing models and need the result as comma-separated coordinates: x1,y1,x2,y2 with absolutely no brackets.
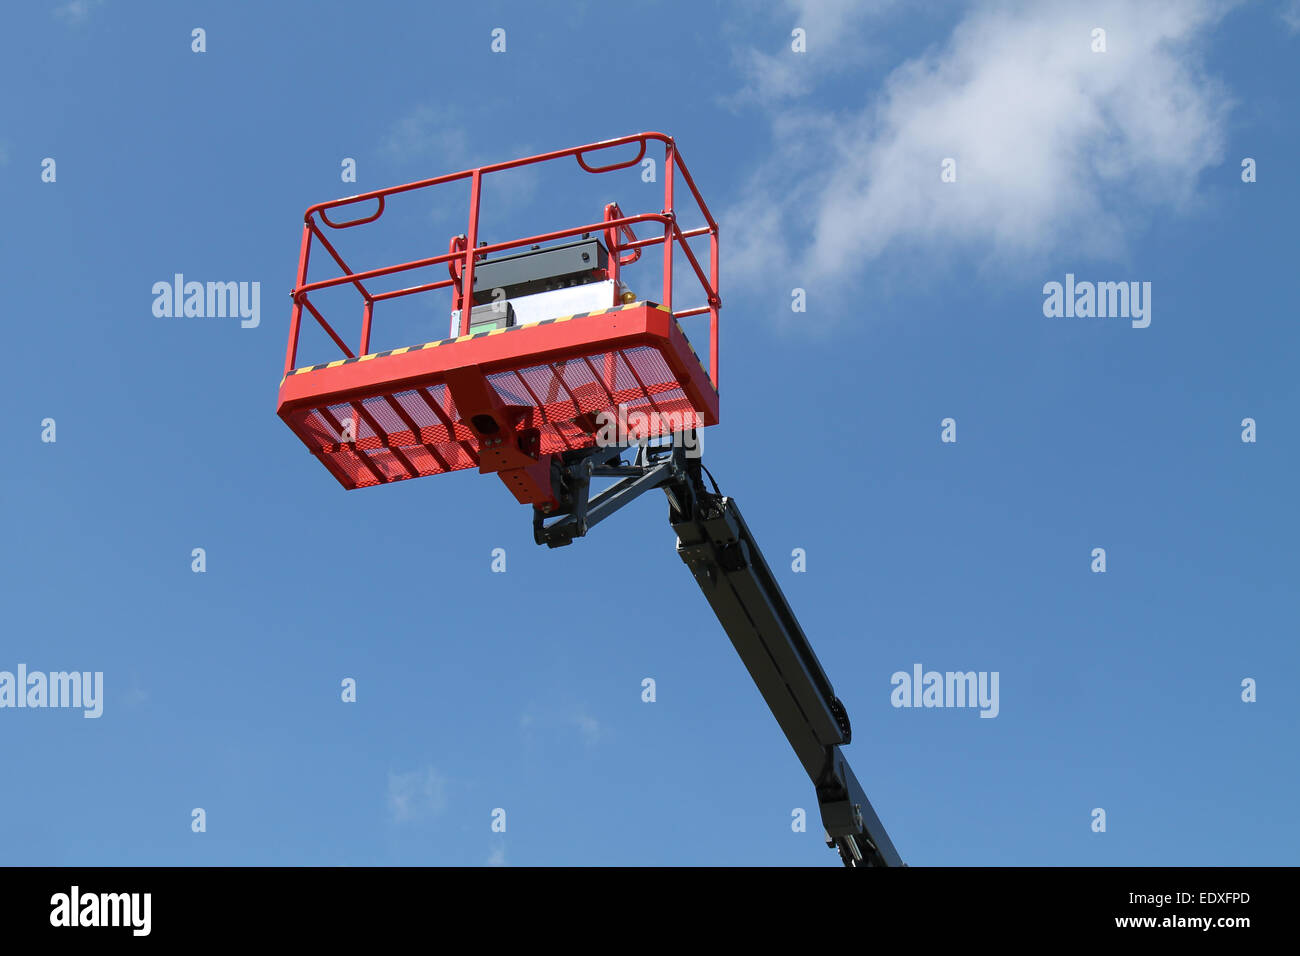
277,132,720,508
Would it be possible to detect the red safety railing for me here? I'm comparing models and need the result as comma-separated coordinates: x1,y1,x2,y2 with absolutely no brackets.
283,132,721,390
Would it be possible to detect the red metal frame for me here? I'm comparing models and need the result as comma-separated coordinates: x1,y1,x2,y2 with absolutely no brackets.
278,133,721,506
282,132,721,390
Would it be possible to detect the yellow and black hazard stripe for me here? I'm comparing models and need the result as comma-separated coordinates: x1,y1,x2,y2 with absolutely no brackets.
285,301,668,376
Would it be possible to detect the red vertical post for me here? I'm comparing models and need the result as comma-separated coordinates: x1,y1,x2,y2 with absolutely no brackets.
359,299,374,356
602,203,619,398
662,141,675,310
603,203,620,291
460,169,483,336
448,234,466,314
284,222,314,375
710,226,719,393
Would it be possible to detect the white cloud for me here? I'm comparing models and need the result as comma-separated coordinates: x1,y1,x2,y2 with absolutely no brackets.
1283,0,1300,32
55,0,104,25
725,1,1234,298
381,104,539,210
519,707,605,747
387,767,447,823
382,105,471,167
724,0,900,105
572,712,603,747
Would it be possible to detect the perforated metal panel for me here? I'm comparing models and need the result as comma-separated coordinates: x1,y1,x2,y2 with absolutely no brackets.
278,303,717,491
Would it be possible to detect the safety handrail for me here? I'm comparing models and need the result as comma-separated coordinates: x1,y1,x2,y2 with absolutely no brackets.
318,196,385,229
283,132,721,391
604,202,643,270
575,138,647,174
293,213,668,300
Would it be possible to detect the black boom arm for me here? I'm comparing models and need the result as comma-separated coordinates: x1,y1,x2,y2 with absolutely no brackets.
534,442,902,867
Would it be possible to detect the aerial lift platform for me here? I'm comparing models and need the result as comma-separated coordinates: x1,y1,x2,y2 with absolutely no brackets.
276,132,902,867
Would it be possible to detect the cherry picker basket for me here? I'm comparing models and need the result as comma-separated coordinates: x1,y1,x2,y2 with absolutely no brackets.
277,133,720,508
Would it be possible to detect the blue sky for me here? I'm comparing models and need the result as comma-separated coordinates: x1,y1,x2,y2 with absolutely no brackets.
1,0,1297,866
